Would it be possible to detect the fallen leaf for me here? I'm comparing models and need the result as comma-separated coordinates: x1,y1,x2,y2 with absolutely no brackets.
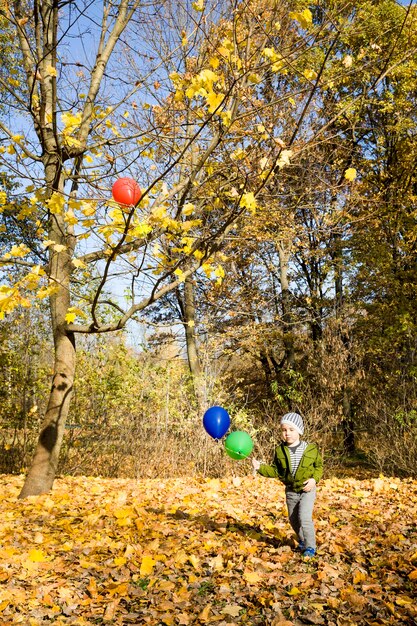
222,604,242,617
140,555,155,576
244,571,262,584
198,604,212,622
28,549,48,562
287,587,302,596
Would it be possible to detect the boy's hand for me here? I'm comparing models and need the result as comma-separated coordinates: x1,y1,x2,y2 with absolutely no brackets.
252,459,261,471
303,478,316,492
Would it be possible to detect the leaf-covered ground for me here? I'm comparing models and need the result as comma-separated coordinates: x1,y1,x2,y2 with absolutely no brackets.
0,473,416,625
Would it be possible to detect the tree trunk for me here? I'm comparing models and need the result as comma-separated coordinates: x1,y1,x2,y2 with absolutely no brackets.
178,278,204,408
278,242,295,368
331,207,356,456
342,392,355,456
19,238,75,498
18,329,75,498
19,155,76,496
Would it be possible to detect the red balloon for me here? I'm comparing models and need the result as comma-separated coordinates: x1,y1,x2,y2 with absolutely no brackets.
112,177,142,206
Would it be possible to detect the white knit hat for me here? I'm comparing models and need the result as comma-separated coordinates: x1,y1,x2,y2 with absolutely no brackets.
280,412,304,435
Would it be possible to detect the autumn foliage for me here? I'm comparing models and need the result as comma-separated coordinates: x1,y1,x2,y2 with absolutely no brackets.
1,473,416,625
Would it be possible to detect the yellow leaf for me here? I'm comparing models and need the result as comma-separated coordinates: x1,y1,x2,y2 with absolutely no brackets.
188,554,200,570
244,571,262,584
45,65,57,77
72,258,87,269
289,9,313,28
132,221,152,238
182,203,195,216
81,202,96,216
140,555,155,576
395,595,413,606
47,192,66,215
408,569,417,580
28,549,47,562
114,556,127,567
214,265,225,279
206,91,224,113
65,312,76,324
287,587,302,596
198,605,212,622
65,306,86,323
174,268,187,282
239,192,257,212
304,68,317,81
344,167,357,181
61,111,82,128
0,600,9,612
64,209,78,226
220,109,232,126
192,0,204,10
36,284,59,300
8,244,30,258
353,570,366,584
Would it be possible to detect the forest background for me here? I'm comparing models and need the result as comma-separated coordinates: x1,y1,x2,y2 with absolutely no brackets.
1,0,417,497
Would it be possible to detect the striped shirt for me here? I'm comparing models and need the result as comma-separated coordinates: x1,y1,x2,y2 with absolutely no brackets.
287,441,307,476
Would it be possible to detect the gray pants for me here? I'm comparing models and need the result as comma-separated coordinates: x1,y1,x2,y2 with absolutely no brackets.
285,487,316,549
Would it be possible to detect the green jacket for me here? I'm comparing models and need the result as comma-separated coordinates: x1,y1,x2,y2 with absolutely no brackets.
258,442,323,492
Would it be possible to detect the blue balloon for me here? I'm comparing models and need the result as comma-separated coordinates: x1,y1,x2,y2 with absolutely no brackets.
203,406,230,439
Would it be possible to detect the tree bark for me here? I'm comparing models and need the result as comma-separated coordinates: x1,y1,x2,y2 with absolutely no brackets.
278,242,295,368
18,330,75,498
331,202,356,456
178,278,204,408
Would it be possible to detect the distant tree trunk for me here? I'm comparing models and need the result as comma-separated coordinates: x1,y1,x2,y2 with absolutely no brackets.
331,197,356,456
342,393,355,456
177,278,204,408
278,242,295,369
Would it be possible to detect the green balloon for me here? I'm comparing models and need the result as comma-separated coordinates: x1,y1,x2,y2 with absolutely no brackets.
224,431,253,460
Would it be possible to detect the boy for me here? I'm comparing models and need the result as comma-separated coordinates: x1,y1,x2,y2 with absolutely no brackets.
252,412,323,559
